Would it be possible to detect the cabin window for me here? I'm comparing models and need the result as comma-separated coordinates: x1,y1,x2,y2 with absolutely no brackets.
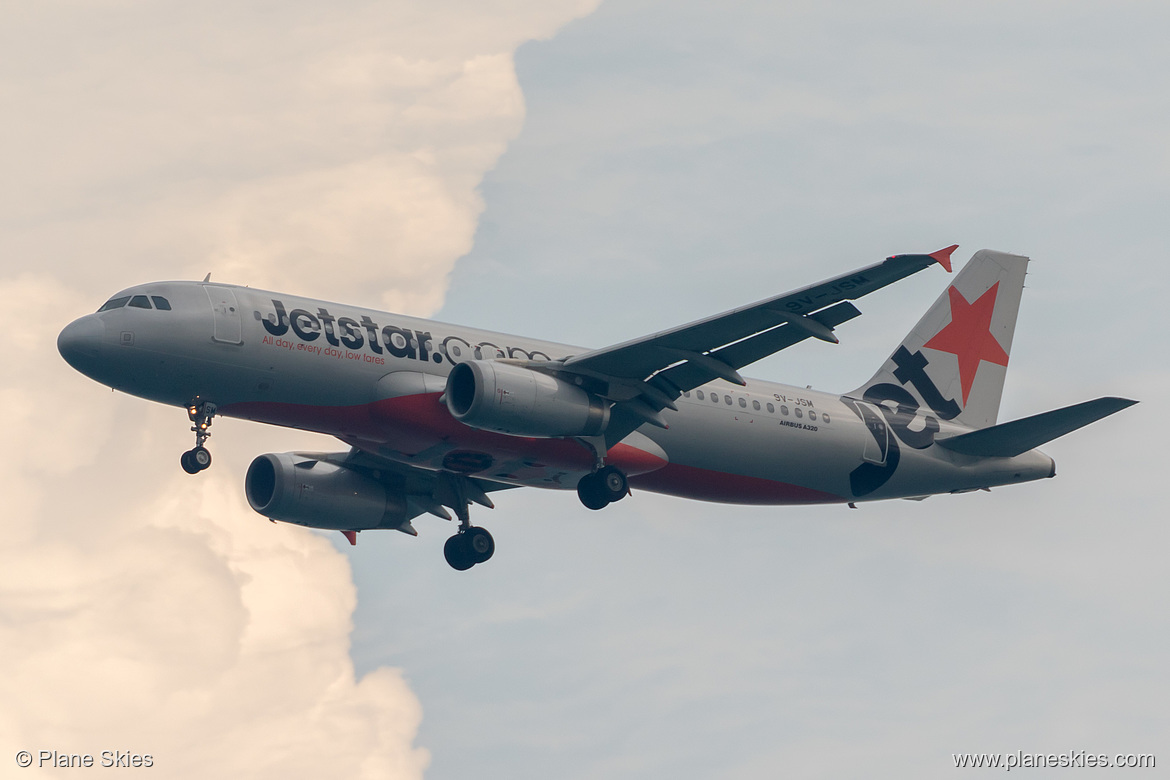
822,413,830,424
809,411,817,421
738,397,747,408
724,395,732,405
711,393,719,403
150,296,172,310
795,408,803,419
752,400,761,411
683,391,690,398
128,295,152,309
98,296,131,312
766,402,775,413
695,390,703,400
781,405,789,415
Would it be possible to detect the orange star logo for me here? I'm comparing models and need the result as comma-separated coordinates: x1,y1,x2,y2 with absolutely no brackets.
922,283,1009,406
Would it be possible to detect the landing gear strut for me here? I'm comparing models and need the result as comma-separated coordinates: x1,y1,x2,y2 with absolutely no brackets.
440,472,495,571
577,465,628,510
181,401,217,474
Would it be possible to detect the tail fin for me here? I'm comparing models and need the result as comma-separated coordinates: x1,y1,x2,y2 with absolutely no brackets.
849,249,1028,429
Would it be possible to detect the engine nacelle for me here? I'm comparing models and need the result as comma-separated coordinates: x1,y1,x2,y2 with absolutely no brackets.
245,452,406,530
444,360,610,437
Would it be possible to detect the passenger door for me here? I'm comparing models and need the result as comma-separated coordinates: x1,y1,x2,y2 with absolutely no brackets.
205,286,243,345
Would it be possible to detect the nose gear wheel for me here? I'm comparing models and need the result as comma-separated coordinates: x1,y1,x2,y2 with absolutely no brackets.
181,446,212,474
181,401,217,474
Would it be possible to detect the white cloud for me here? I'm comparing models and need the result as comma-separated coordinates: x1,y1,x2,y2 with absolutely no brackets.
0,0,599,313
0,273,428,778
0,0,599,775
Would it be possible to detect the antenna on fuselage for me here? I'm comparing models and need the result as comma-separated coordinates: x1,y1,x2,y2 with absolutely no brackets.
202,273,211,282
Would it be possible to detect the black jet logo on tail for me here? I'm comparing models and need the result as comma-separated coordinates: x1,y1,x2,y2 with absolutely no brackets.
844,346,961,496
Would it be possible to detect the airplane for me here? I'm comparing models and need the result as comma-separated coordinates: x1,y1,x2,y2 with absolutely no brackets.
57,246,1135,570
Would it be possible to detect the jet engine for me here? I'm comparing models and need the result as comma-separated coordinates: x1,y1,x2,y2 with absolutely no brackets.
245,452,406,530
444,360,610,437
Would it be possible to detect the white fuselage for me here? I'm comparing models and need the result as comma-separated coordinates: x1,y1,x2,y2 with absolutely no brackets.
58,280,1056,506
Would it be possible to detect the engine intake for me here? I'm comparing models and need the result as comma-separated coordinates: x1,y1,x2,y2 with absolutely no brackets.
445,360,610,437
245,452,406,530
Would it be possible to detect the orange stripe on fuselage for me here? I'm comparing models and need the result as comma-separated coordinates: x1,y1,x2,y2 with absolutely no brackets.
629,462,842,505
222,393,840,504
222,393,666,478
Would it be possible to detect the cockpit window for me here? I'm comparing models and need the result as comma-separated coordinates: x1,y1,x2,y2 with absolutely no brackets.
128,295,152,309
97,296,131,312
151,296,172,310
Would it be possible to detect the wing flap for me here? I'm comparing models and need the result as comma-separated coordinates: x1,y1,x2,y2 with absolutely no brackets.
655,301,862,394
308,447,515,519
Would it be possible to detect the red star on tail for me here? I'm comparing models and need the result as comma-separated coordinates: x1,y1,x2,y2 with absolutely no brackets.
922,283,1009,406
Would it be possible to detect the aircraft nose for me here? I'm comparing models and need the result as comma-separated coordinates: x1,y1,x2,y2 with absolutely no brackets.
57,315,106,370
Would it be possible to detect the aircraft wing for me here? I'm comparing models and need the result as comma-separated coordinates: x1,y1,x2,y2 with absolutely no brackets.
531,247,956,446
301,447,516,533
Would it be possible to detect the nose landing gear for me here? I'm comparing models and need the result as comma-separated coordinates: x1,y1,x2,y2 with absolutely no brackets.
577,465,628,510
181,401,217,474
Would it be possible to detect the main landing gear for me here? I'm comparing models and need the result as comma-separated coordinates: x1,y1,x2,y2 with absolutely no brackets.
180,401,217,475
577,465,628,510
440,472,495,571
443,526,495,571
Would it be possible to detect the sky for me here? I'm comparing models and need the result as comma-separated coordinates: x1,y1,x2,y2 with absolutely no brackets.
3,1,1168,778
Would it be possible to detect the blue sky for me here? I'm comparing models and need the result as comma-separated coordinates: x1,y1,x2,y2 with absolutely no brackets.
356,2,1169,778
3,1,1166,778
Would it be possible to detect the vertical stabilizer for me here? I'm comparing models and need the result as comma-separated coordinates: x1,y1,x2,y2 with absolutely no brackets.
848,249,1028,430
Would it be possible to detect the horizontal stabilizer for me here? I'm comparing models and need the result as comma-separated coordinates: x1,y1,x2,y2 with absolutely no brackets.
935,397,1137,457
